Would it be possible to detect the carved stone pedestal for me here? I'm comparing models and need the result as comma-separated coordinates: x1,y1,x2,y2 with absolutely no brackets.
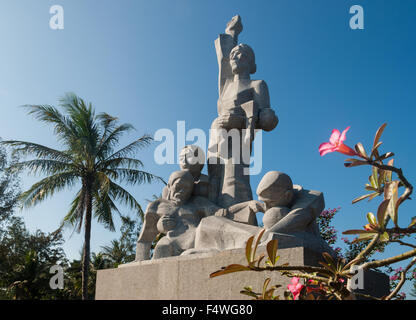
95,236,389,300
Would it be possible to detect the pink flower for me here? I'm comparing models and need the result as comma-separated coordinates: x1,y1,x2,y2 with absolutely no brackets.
390,275,399,281
319,127,358,156
287,277,304,300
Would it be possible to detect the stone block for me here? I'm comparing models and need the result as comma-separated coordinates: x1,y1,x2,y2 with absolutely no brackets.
97,238,325,300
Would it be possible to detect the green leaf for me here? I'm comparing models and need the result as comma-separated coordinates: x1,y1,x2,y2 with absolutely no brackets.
352,233,378,243
409,217,416,228
262,278,271,299
377,152,394,162
240,290,259,299
380,232,389,242
367,212,377,226
370,167,379,189
365,185,378,192
355,142,368,159
245,235,254,264
255,253,266,267
266,239,279,266
251,229,265,262
322,252,336,267
342,229,373,235
370,141,383,159
210,264,251,278
377,169,385,188
373,123,387,151
385,159,394,182
368,192,381,201
318,261,336,273
371,123,387,160
352,192,380,204
394,194,406,226
376,200,390,228
344,159,368,168
384,181,399,226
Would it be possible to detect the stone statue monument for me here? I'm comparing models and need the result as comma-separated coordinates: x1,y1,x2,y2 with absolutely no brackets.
96,16,390,300
134,15,330,261
208,15,278,208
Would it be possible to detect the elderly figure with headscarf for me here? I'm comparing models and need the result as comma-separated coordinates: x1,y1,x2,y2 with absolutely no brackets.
135,170,262,261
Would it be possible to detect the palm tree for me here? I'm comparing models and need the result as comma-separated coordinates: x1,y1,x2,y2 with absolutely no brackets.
2,93,164,299
101,239,131,267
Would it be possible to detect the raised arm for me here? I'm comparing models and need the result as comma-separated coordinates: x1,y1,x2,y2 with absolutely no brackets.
215,15,242,97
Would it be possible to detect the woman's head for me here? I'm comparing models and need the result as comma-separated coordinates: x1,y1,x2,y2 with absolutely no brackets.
229,44,257,75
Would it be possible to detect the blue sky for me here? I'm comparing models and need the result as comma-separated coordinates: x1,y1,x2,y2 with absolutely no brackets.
1,0,415,296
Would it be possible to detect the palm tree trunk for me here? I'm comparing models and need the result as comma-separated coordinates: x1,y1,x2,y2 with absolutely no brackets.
82,181,93,300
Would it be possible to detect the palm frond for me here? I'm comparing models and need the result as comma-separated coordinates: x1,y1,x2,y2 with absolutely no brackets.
22,105,78,146
9,159,77,176
0,141,72,163
92,189,120,232
96,123,135,159
19,171,78,208
104,135,153,162
108,180,144,220
59,93,101,161
61,188,86,235
90,172,121,231
105,168,165,186
97,157,144,171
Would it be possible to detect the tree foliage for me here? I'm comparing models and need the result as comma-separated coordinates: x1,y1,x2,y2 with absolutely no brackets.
1,93,164,299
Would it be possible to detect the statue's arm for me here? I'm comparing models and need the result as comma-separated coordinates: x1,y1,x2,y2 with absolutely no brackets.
135,210,159,261
267,191,325,234
215,35,236,97
215,15,242,97
254,81,278,132
222,200,264,226
267,207,311,234
193,196,225,218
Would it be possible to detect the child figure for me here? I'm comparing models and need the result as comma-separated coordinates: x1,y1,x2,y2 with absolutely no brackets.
256,171,294,229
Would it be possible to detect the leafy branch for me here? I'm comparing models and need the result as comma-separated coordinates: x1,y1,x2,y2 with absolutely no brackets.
210,123,416,300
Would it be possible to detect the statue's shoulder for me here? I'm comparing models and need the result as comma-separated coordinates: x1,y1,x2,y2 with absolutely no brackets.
251,79,268,88
291,185,324,211
146,198,177,216
251,80,269,97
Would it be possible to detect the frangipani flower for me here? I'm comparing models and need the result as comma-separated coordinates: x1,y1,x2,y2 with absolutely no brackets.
319,127,358,156
287,277,304,300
